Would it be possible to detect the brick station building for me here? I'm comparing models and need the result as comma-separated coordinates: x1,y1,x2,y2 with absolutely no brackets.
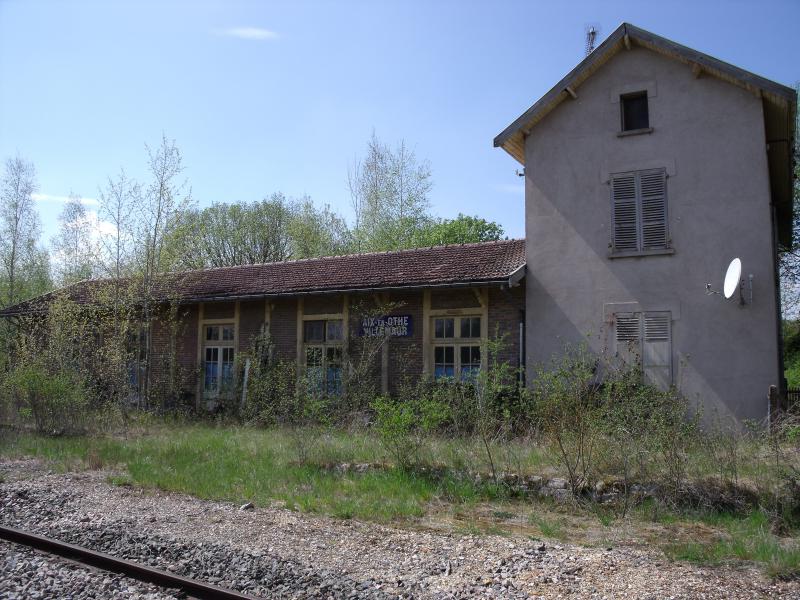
0,239,526,407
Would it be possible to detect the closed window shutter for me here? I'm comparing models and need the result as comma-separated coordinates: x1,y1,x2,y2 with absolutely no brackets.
642,312,672,390
639,169,668,250
612,174,638,252
615,312,641,363
611,169,668,252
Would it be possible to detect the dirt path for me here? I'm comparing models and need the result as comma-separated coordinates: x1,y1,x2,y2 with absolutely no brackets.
1,459,797,599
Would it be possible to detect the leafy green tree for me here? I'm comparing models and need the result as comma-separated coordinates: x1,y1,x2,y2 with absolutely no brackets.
165,194,295,269
162,193,352,268
287,197,352,258
411,214,504,247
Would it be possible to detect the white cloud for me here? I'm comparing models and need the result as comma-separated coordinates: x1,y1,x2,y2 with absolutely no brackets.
90,213,118,237
32,193,99,206
217,27,279,41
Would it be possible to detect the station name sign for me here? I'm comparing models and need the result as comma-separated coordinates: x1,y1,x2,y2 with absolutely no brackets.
360,315,413,338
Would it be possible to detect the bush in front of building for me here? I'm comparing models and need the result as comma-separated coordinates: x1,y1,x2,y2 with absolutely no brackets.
0,360,90,435
371,394,450,470
529,342,704,505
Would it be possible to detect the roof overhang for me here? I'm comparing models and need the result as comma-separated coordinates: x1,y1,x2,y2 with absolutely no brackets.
0,273,528,318
494,22,797,247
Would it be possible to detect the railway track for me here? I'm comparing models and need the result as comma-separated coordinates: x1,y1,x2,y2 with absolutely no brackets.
0,525,261,600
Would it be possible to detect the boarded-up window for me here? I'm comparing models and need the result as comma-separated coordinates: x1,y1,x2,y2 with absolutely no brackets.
614,311,672,389
611,169,668,253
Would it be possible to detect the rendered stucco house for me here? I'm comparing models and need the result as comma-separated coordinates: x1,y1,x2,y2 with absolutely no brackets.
494,23,797,421
1,24,795,422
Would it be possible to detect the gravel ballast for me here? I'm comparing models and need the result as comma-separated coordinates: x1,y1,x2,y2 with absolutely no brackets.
1,540,179,599
1,458,798,599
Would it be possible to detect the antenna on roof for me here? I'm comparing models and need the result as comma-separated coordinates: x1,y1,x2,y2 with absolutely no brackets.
585,24,599,56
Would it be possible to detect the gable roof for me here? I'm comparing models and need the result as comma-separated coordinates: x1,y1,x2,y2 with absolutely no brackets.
494,23,797,247
0,239,526,317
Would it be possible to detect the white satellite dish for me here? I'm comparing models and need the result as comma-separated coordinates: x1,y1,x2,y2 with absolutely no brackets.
723,258,742,300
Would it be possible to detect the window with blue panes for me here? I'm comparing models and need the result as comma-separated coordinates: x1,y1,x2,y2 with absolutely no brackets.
203,324,236,398
304,319,344,395
432,316,482,381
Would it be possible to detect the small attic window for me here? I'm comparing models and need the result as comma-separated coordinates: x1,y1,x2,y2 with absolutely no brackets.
620,91,649,131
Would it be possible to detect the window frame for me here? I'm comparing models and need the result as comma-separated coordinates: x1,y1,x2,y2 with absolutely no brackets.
303,318,345,395
432,315,483,381
201,321,236,399
203,344,236,397
620,91,650,132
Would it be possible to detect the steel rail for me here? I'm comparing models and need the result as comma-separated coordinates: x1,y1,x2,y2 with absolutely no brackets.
0,525,261,600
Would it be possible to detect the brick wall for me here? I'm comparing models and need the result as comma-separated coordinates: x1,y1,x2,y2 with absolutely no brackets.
238,300,266,352
304,294,343,315
148,285,525,401
488,286,525,372
385,291,424,395
204,301,235,320
149,303,199,404
430,289,480,310
269,298,297,359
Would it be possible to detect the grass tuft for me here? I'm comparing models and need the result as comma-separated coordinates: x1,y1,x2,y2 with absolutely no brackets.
664,510,800,580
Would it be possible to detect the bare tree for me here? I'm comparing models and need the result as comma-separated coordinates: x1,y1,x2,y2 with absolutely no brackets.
348,132,432,252
98,168,140,282
138,134,192,278
0,155,41,307
135,134,193,408
51,193,95,286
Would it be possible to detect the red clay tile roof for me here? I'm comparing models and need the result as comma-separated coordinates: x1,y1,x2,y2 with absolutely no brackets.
0,239,526,316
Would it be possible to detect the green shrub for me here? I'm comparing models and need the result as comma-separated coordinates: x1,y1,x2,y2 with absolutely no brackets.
2,362,89,435
532,344,601,494
371,394,449,469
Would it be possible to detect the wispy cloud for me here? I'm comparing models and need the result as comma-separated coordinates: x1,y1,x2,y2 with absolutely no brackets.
32,193,99,206
216,27,279,41
493,183,525,195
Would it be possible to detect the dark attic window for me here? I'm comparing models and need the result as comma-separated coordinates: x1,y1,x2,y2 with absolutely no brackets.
620,91,649,131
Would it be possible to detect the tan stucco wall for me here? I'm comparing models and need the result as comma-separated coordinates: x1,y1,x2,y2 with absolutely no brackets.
523,46,780,421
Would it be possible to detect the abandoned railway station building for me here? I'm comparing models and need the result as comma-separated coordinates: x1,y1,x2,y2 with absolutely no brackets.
0,23,796,422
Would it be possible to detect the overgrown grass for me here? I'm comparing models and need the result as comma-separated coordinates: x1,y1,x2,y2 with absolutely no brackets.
0,425,516,521
664,510,800,580
1,423,799,579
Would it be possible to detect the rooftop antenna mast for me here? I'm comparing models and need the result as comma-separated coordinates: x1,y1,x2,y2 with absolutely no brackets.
585,24,599,56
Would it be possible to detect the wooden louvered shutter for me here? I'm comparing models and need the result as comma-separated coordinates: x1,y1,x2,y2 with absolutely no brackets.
639,169,668,250
615,312,641,364
642,312,672,390
612,174,638,252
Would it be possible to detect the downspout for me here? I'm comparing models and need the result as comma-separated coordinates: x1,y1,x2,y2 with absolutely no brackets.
518,309,526,388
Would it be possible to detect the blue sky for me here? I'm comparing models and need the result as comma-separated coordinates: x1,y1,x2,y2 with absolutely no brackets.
1,0,798,244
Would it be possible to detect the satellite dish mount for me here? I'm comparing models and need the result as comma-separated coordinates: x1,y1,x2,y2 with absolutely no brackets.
706,258,752,306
